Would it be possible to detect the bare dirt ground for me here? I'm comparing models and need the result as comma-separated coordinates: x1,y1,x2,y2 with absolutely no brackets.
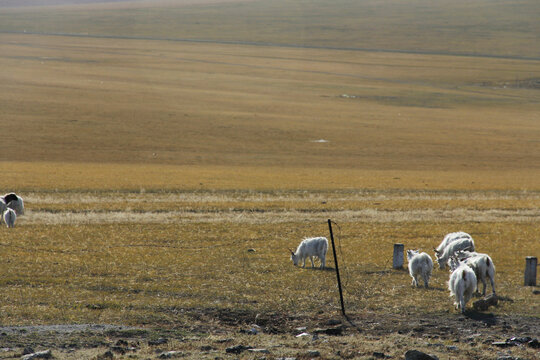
1,307,539,359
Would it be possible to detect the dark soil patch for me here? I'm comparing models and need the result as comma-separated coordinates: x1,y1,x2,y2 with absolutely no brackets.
0,310,538,358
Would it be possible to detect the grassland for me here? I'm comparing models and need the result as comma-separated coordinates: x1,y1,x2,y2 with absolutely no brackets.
0,189,539,359
1,34,540,174
0,0,540,358
1,0,539,59
1,0,540,174
2,188,540,324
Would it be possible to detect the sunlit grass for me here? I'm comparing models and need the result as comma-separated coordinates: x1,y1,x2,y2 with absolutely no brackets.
0,31,539,174
1,191,538,327
0,0,538,336
0,0,538,59
4,162,540,193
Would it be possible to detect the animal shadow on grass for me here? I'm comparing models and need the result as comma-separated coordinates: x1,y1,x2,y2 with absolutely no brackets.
424,285,446,292
319,266,336,272
299,265,335,271
464,311,498,326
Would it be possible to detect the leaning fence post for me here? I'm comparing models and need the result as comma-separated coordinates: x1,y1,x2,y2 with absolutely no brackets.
328,219,345,316
393,244,404,269
524,256,537,286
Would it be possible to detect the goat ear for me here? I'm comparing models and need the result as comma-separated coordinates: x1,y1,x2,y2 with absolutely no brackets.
288,248,294,255
433,248,440,254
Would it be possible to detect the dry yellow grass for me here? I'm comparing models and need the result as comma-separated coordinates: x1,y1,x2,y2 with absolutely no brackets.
0,2,539,358
1,32,539,174
0,190,538,328
4,162,540,192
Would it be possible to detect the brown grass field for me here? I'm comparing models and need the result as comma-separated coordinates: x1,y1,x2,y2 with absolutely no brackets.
0,0,539,359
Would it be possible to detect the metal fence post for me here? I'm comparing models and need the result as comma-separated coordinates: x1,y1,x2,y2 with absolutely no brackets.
328,219,345,316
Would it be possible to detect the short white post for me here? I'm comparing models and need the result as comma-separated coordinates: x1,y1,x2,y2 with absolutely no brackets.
393,244,404,269
524,256,537,286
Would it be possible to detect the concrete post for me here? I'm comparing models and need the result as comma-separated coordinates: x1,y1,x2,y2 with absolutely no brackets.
524,256,537,286
393,243,404,269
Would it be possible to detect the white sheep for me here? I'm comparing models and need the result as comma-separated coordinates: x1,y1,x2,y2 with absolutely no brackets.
0,199,6,215
3,207,16,228
448,258,477,314
406,250,433,288
289,237,328,269
0,199,7,225
435,232,472,254
455,250,496,296
435,236,475,270
2,193,24,215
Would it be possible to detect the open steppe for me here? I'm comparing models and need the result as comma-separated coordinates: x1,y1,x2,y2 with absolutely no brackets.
0,0,539,358
0,188,539,359
1,32,540,171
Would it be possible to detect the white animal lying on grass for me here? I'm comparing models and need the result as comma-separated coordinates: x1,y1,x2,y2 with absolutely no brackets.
448,257,477,314
406,250,433,288
455,250,496,296
289,237,328,269
435,236,475,270
3,207,16,228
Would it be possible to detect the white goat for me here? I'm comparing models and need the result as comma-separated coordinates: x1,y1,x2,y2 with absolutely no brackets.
2,193,24,215
406,250,433,288
0,199,6,218
0,199,8,225
435,237,475,270
3,207,16,228
455,250,496,296
435,232,472,254
289,237,328,269
448,258,477,314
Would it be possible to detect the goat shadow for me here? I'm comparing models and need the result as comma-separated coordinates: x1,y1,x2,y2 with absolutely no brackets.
301,266,335,272
463,311,498,326
421,285,446,292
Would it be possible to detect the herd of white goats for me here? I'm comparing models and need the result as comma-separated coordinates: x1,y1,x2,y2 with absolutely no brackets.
290,233,496,313
2,192,495,313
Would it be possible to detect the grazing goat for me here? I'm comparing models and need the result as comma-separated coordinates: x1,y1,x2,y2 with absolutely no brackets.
435,232,472,254
448,258,477,314
406,250,433,288
435,237,475,270
3,207,16,228
455,250,496,296
2,193,24,215
289,237,328,269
